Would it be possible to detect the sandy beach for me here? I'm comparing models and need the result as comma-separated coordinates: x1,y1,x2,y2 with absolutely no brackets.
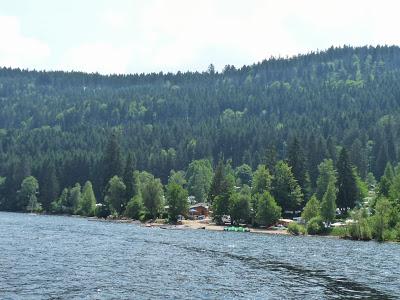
180,219,289,235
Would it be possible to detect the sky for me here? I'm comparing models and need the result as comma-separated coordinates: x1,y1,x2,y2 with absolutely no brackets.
0,0,399,74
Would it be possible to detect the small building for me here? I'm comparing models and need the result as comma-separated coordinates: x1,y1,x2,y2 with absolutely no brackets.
189,203,209,218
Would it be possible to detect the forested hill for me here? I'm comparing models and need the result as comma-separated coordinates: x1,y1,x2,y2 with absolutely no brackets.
1,45,400,210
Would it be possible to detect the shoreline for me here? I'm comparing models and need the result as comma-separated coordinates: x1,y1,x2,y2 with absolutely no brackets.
86,215,290,236
11,212,397,242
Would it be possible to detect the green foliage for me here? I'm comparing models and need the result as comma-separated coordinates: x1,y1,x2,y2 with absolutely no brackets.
78,181,96,216
212,195,231,225
39,160,59,211
124,195,144,220
168,170,187,187
166,182,188,222
348,208,372,241
235,164,253,186
19,176,40,212
69,183,81,213
1,45,400,228
123,153,136,201
329,226,348,237
186,159,213,203
287,137,307,196
336,148,358,212
105,176,126,215
320,180,337,224
379,162,394,197
316,159,337,201
301,195,321,223
255,191,281,227
272,161,303,213
229,192,251,225
287,222,305,235
371,197,393,241
252,164,272,195
141,177,164,219
208,160,226,203
354,169,368,204
388,172,400,208
306,216,325,235
51,188,69,214
103,134,123,188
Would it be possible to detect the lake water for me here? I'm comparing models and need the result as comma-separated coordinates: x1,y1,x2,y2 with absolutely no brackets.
1,212,399,299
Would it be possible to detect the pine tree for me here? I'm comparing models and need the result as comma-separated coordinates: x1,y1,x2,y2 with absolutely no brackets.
272,161,303,214
378,162,394,197
123,153,136,201
208,160,225,203
103,133,123,192
252,164,272,195
39,160,59,211
336,148,358,213
316,159,337,201
287,137,307,197
255,191,281,227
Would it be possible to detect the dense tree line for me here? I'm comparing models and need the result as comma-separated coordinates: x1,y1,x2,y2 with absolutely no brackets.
1,46,400,231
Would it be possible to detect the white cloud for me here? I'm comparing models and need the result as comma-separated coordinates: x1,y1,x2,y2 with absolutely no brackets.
0,16,50,69
59,43,133,74
2,0,400,74
100,10,129,30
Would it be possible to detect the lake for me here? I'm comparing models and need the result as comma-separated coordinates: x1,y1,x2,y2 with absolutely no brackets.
0,212,399,299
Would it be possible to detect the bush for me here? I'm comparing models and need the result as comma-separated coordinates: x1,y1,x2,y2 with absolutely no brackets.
124,195,144,220
348,218,372,241
395,223,400,242
307,216,325,235
95,203,111,219
383,229,396,242
288,222,305,235
329,226,348,237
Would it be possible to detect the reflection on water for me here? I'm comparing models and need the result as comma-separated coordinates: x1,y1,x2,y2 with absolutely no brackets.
0,212,399,299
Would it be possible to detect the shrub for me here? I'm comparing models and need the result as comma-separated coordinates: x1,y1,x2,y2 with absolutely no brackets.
307,216,325,235
348,218,372,241
395,223,400,242
329,226,348,237
124,195,144,220
288,222,305,235
95,203,111,219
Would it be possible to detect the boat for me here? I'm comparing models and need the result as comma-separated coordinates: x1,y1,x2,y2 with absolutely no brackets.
223,226,250,232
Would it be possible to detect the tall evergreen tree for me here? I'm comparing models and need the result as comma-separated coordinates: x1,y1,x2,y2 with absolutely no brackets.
39,160,59,211
272,161,303,214
316,159,337,201
208,160,225,203
287,137,307,197
123,153,136,201
336,148,358,213
378,162,394,197
103,133,123,192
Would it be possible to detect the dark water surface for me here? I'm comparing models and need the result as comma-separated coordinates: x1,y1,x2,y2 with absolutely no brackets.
1,212,399,299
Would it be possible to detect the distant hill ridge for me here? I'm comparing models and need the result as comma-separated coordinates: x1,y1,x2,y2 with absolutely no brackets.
0,45,400,200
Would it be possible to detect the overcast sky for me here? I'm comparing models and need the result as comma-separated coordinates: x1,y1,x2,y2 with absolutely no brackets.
0,0,398,74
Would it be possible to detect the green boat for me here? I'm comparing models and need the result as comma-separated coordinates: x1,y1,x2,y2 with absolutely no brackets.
223,226,250,232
